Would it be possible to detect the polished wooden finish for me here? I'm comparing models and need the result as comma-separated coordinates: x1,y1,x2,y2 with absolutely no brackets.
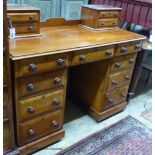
3,1,19,154
19,89,64,121
14,53,69,78
9,18,146,154
40,18,81,27
19,110,63,145
9,27,145,60
7,4,40,34
18,69,67,99
81,5,121,30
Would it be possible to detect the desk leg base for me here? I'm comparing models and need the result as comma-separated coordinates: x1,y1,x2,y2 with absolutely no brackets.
89,102,127,122
18,129,65,155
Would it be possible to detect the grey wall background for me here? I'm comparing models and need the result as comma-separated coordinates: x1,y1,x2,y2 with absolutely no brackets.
7,0,89,21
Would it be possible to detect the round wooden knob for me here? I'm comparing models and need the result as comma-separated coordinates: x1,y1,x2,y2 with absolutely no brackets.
57,59,65,66
113,22,116,25
106,50,113,56
121,93,126,98
125,75,131,80
28,129,35,136
27,84,35,91
28,26,33,31
114,13,118,17
100,22,104,26
101,13,106,17
115,63,121,68
29,16,34,20
29,64,37,72
53,99,60,105
129,59,134,64
112,80,118,85
54,78,61,84
108,98,113,103
28,107,35,113
120,47,127,53
51,120,59,127
79,55,86,61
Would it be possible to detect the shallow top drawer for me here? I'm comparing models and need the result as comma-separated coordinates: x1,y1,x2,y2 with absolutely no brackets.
8,13,39,22
99,11,119,18
15,53,69,78
71,46,114,66
115,41,142,56
110,53,137,72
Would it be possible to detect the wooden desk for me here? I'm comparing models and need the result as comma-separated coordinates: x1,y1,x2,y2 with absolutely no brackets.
9,25,146,154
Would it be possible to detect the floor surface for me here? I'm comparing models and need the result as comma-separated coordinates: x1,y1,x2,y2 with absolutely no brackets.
34,69,152,155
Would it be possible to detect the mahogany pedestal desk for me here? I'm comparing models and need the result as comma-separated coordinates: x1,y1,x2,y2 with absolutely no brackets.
9,19,146,154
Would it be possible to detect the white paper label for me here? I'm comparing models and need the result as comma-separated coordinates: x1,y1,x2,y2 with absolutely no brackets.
9,28,16,39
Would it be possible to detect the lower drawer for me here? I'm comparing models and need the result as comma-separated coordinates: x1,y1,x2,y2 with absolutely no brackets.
19,89,65,121
14,23,38,34
19,110,63,145
98,19,118,28
102,85,129,111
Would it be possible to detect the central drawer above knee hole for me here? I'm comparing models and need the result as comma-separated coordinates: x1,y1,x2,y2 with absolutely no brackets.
15,54,69,78
18,70,67,99
71,46,114,65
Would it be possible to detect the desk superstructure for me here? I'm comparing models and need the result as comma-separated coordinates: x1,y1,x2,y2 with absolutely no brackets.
9,25,146,154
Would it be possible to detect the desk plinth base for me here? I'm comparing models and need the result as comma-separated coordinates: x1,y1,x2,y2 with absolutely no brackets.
89,102,127,122
18,129,65,155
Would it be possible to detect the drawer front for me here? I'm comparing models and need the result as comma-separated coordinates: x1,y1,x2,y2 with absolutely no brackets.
106,69,133,91
110,53,137,72
3,86,9,119
19,110,63,145
115,41,142,56
102,85,129,111
19,89,64,121
14,23,38,34
8,13,39,22
3,121,11,152
71,46,114,65
18,70,67,99
98,19,118,28
15,54,68,78
99,11,119,18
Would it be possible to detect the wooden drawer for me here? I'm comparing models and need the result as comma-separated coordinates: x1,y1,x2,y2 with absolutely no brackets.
14,23,38,34
106,69,133,91
15,54,69,78
3,121,11,152
71,46,114,65
8,13,39,22
102,85,129,111
19,89,65,121
18,69,67,99
99,11,119,18
110,53,137,72
98,19,118,28
115,41,142,56
19,110,63,145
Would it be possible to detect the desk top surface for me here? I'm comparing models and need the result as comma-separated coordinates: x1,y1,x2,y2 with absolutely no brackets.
9,26,146,60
